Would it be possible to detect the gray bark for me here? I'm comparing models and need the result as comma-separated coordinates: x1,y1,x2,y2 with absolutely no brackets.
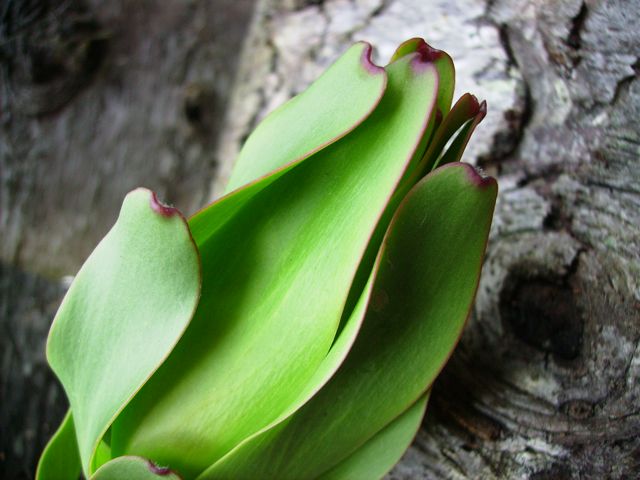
1,0,255,276
0,1,255,477
1,0,638,478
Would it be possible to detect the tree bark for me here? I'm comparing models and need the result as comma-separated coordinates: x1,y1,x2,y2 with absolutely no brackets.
1,0,638,478
0,1,255,478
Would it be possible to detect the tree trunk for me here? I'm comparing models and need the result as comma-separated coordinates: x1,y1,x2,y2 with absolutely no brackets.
1,0,638,478
0,1,255,478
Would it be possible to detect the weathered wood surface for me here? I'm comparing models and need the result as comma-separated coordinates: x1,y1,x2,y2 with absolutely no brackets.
1,0,255,276
1,0,255,478
1,0,639,478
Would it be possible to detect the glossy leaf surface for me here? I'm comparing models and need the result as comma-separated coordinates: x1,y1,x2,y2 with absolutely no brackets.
317,393,429,480
46,189,201,474
390,38,454,118
200,163,497,479
112,52,439,479
36,411,81,480
91,457,181,480
224,42,386,193
189,42,386,261
435,99,487,168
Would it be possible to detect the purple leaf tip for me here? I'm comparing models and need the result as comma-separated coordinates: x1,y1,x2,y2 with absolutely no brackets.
147,460,174,476
478,100,488,119
464,164,496,189
150,192,179,217
416,40,444,63
361,43,384,75
410,39,444,73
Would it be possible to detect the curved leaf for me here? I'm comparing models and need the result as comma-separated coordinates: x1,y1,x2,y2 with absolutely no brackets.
224,42,387,193
390,38,454,118
189,259,377,480
389,38,456,206
189,42,386,249
421,94,484,173
435,100,487,168
111,53,439,478
200,163,496,479
317,392,429,480
46,189,201,475
36,411,81,480
91,456,181,480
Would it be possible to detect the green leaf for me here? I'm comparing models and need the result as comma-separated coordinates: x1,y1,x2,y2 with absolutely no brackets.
46,189,201,475
36,411,81,480
91,457,181,480
388,38,455,199
435,100,487,168
421,94,484,173
389,38,454,117
390,37,425,62
189,42,386,249
111,52,439,478
189,263,377,480
199,163,497,479
317,392,429,480
224,42,387,194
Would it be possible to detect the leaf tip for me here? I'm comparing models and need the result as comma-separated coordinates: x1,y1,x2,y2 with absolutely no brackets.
462,163,497,191
146,460,175,477
410,40,445,73
479,99,488,119
149,191,179,218
360,42,384,75
415,39,445,63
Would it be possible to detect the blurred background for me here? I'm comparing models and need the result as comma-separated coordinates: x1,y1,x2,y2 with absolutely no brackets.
1,0,638,478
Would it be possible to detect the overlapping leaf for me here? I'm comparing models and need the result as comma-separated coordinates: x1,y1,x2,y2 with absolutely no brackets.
110,52,439,478
316,393,429,480
36,412,81,480
45,189,201,475
38,37,497,480
91,457,181,480
188,41,386,254
390,38,454,183
224,42,387,194
199,163,497,479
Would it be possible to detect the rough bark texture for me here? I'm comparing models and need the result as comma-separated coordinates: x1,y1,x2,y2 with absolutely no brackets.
1,0,638,479
1,0,255,276
0,1,255,478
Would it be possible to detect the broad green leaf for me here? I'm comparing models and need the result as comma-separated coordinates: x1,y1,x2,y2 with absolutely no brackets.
189,42,386,247
191,262,377,479
46,189,201,475
36,411,81,480
329,38,458,339
339,96,478,367
224,42,386,193
111,53,439,479
200,163,497,479
91,457,181,480
317,392,429,480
